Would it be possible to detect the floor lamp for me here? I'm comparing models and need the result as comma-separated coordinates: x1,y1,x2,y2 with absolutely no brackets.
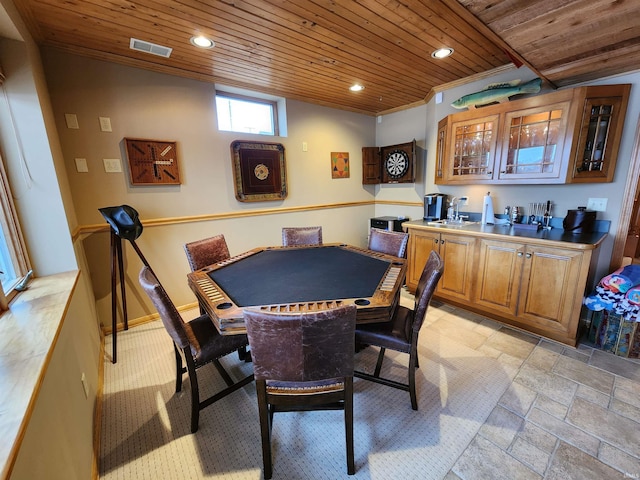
99,205,154,364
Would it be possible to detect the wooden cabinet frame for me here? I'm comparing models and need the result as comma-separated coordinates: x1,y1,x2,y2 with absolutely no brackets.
435,84,630,185
406,224,602,346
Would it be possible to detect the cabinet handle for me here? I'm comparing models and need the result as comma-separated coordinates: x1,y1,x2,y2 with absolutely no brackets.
487,171,492,175
526,253,532,259
435,239,439,244
517,252,523,257
500,171,506,174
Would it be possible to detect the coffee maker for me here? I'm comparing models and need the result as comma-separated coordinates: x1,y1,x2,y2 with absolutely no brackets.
423,193,448,221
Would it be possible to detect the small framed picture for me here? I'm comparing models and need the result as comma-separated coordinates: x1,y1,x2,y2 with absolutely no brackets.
331,152,349,178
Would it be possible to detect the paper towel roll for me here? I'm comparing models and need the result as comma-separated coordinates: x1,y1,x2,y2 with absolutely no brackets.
481,192,494,225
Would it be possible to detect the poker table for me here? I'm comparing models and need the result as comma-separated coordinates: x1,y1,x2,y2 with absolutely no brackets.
187,243,407,334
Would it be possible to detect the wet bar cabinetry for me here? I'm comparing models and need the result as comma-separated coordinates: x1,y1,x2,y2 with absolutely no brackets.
435,84,630,185
405,222,605,346
407,229,477,303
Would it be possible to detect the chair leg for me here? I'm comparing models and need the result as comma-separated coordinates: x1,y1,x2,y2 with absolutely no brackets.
186,357,201,433
256,380,273,479
344,377,355,475
373,347,386,377
212,358,235,386
174,344,184,392
409,350,418,411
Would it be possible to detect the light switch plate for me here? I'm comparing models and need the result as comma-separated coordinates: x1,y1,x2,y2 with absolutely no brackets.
65,113,79,129
103,158,122,173
586,197,607,212
99,116,112,132
74,158,88,173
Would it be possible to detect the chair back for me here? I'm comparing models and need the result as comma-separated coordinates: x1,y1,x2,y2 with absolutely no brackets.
411,250,444,333
139,266,191,350
244,305,356,382
282,226,323,246
367,228,409,258
184,234,231,271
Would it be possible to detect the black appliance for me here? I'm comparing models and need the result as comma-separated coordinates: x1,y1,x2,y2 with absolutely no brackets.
423,193,448,221
563,207,597,234
371,216,409,232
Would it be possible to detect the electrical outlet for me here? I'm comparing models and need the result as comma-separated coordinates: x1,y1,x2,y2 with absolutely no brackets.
459,196,469,205
81,373,89,399
586,197,607,212
103,158,122,173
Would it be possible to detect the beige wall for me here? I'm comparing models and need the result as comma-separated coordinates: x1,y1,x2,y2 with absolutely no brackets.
0,2,101,479
41,48,378,327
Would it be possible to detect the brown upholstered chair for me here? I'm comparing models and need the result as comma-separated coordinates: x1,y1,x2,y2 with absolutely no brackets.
183,234,248,360
367,227,409,258
184,234,231,273
355,250,443,410
184,234,230,318
139,266,253,433
243,304,357,479
281,226,323,246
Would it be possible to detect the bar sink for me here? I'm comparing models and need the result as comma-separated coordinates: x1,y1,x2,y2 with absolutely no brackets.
426,219,478,227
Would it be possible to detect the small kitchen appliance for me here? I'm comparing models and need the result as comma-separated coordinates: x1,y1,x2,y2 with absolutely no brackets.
423,193,448,221
563,207,596,234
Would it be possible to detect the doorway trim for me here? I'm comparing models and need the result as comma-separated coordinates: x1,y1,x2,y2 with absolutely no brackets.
612,111,640,269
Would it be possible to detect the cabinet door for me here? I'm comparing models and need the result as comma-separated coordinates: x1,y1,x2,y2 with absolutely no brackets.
443,114,499,184
517,245,584,338
362,146,380,184
434,118,447,183
406,229,440,291
474,239,524,316
437,233,476,302
497,101,572,182
571,84,630,183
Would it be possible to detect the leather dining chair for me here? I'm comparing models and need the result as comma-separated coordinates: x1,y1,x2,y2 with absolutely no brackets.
183,234,231,274
367,227,409,258
355,250,443,410
184,234,231,317
183,234,248,361
243,304,357,479
139,266,253,433
281,226,323,246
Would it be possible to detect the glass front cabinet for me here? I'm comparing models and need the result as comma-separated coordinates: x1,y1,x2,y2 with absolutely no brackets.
570,84,631,183
435,84,630,185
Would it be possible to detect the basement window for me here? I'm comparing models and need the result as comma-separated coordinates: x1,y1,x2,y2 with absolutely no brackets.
215,91,280,136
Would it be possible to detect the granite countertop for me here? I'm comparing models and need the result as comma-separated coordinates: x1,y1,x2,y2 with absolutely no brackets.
403,218,608,250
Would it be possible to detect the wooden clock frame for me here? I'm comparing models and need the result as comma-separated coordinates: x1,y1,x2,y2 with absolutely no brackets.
124,138,181,185
230,140,287,202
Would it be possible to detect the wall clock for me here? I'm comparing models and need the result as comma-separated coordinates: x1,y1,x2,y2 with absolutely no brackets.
124,138,180,185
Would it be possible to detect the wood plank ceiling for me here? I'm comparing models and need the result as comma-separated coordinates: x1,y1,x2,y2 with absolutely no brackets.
11,0,640,115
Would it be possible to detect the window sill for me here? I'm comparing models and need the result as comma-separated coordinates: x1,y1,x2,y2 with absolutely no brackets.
0,270,79,480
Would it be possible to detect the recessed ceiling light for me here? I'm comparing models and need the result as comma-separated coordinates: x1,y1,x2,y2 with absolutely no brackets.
349,84,364,92
431,47,454,59
190,36,215,49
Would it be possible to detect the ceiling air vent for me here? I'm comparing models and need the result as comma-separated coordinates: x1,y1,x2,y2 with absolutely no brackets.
129,38,172,58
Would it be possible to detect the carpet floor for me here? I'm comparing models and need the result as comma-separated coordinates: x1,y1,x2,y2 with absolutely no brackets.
100,294,640,479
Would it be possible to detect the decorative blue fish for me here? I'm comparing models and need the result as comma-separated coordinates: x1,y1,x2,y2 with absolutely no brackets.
451,78,542,109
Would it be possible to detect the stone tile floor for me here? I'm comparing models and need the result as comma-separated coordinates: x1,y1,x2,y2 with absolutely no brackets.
425,300,640,480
